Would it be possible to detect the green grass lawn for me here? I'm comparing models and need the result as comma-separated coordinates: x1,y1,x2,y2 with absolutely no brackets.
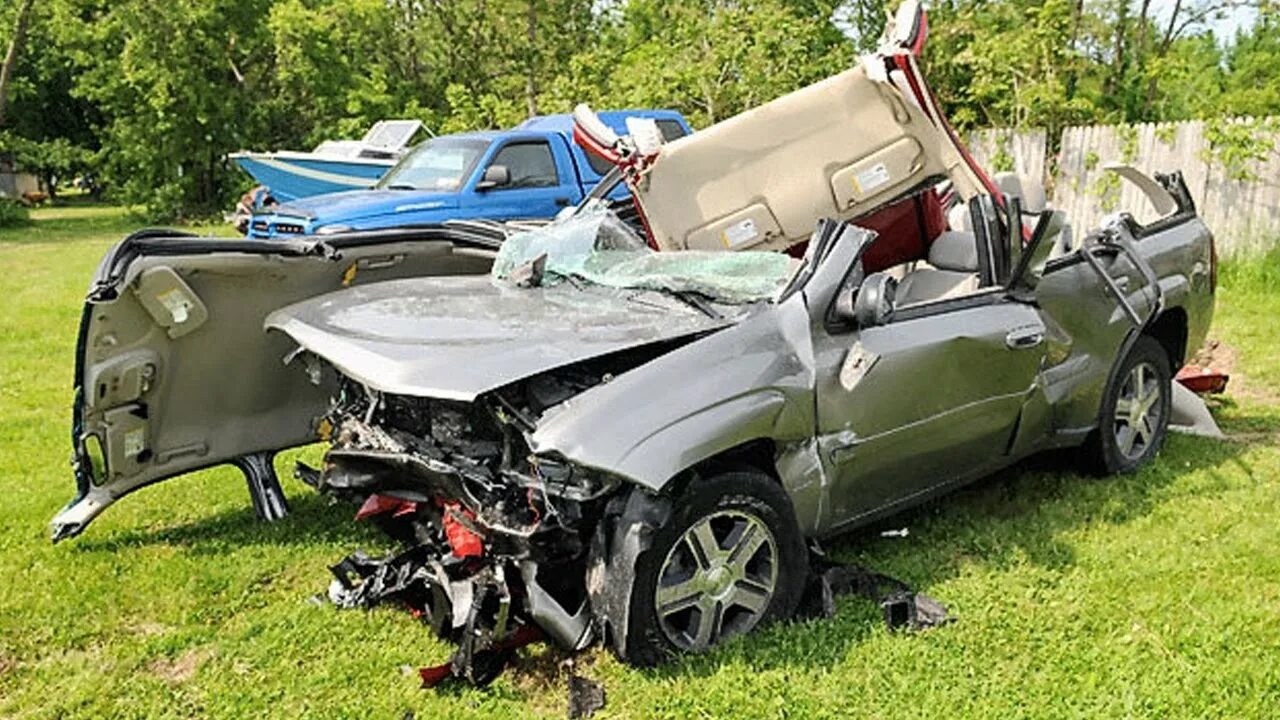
1,206,1278,718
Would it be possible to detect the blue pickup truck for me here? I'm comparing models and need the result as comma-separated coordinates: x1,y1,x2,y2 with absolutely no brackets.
247,110,691,239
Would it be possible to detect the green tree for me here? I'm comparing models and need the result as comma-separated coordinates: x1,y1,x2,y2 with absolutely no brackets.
554,0,850,127
1219,2,1280,116
0,0,37,128
923,0,1098,133
0,0,99,194
52,0,279,218
0,0,1274,220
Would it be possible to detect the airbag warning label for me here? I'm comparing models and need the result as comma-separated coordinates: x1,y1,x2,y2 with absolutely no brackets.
853,163,891,196
721,218,761,248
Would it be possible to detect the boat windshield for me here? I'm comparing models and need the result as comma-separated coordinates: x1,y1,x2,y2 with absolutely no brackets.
377,137,490,191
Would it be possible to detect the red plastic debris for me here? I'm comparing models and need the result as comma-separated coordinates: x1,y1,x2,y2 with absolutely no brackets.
418,662,453,688
418,625,544,689
439,502,484,558
1176,365,1229,394
354,494,418,521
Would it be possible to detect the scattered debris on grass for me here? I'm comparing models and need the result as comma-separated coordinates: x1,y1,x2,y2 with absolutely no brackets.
323,538,953,695
798,545,954,631
1191,338,1236,378
567,674,606,719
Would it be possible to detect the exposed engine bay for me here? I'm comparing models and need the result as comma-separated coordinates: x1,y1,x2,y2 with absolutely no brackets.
305,354,663,683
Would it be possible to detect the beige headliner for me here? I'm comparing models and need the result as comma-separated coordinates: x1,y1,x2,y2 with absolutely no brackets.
633,58,986,253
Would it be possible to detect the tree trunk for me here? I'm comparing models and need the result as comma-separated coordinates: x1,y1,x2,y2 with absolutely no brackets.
1104,0,1131,108
1134,0,1152,118
0,0,37,128
1065,0,1085,101
524,0,539,118
1145,0,1184,110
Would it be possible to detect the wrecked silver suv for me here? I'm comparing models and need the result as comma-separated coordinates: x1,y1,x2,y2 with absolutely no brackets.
54,0,1215,678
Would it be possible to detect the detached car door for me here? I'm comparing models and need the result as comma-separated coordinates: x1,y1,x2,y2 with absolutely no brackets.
53,227,500,541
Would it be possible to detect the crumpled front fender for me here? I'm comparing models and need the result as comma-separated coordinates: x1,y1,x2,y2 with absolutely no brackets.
529,298,816,492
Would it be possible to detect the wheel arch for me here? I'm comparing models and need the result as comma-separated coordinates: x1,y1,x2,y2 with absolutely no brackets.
1145,306,1189,372
660,437,782,500
540,388,808,494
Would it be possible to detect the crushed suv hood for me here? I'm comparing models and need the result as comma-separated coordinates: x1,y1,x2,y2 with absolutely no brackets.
265,276,739,401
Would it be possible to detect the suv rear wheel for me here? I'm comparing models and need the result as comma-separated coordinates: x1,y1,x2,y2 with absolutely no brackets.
1085,335,1172,474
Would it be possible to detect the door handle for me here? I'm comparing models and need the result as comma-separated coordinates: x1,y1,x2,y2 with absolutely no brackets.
1006,327,1044,349
554,197,571,206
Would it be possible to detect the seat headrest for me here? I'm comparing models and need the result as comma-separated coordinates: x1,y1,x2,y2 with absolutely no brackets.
1016,174,1047,213
993,172,1023,200
928,230,979,273
946,203,972,233
993,171,1047,214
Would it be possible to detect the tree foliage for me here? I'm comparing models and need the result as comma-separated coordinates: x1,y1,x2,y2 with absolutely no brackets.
0,0,1273,219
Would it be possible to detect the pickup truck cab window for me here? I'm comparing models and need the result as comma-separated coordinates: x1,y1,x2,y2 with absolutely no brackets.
488,141,559,189
376,137,489,191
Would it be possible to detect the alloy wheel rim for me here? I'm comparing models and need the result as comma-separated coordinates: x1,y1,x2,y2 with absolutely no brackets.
654,510,778,652
1113,361,1164,460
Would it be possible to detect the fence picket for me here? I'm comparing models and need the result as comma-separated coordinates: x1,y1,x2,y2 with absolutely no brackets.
968,118,1280,255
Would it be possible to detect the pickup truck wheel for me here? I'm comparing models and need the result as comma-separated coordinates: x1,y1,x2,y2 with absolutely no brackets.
1086,335,1172,475
616,470,807,667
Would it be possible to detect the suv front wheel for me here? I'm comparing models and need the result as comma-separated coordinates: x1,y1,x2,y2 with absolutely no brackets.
613,470,807,667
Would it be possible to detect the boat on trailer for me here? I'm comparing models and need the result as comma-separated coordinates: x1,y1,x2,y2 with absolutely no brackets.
229,120,424,203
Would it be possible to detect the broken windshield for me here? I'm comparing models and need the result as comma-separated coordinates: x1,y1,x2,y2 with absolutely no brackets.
491,202,796,304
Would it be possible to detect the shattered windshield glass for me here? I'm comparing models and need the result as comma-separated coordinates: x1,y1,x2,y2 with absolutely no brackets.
491,202,796,304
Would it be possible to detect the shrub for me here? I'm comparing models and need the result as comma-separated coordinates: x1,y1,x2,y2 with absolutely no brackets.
0,198,30,228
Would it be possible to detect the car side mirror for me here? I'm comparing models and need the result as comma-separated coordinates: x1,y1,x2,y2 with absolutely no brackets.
476,164,510,191
852,272,897,327
833,271,897,327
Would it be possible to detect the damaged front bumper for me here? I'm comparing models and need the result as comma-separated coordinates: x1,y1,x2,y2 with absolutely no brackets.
306,385,624,682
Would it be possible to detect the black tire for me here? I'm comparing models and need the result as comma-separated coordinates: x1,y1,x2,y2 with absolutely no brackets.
1084,335,1173,475
616,470,807,667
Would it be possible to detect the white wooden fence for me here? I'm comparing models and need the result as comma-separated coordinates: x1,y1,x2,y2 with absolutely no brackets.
969,118,1280,256
968,128,1048,188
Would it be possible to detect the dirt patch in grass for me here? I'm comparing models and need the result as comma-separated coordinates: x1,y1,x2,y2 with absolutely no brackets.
1191,338,1237,377
1191,338,1279,406
125,621,171,638
505,651,601,718
147,648,208,685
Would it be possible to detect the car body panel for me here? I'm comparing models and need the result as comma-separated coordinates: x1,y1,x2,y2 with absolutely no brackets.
530,296,817,493
52,225,504,540
814,295,1046,524
264,276,737,402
